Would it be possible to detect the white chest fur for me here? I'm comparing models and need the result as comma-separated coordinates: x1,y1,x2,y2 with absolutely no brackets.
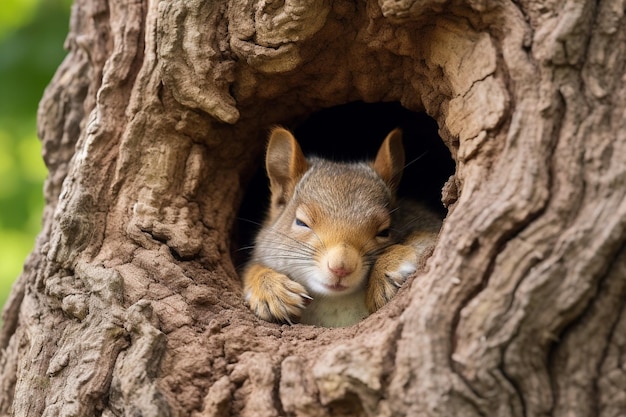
299,289,369,328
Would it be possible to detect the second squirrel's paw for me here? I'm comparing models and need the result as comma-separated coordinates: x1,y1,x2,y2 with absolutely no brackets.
243,265,312,324
366,244,418,313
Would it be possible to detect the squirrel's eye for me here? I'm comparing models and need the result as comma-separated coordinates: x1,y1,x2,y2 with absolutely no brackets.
295,218,310,228
376,228,390,238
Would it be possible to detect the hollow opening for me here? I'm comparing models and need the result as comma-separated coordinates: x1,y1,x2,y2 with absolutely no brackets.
236,101,454,260
291,102,453,213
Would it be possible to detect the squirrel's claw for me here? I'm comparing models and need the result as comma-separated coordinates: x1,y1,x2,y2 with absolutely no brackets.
366,244,418,313
243,264,311,324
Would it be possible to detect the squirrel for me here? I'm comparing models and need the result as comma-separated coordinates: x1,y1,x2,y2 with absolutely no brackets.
242,126,442,327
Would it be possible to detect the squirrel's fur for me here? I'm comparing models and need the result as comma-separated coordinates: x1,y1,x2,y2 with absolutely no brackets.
243,127,442,327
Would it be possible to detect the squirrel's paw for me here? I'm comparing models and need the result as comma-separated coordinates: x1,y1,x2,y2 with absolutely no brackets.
243,265,311,324
366,244,417,313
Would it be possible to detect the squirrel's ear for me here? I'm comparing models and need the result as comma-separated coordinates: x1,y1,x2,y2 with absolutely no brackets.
266,127,309,206
373,128,405,192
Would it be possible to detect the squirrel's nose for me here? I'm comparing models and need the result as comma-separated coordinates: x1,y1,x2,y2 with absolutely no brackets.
328,265,353,278
325,244,359,279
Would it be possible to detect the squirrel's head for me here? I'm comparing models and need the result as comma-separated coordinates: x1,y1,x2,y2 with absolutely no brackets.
260,126,405,296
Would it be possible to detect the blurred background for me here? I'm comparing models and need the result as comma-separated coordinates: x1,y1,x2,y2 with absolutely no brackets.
0,0,72,316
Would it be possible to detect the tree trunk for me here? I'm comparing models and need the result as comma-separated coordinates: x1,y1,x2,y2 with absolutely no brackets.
1,0,625,415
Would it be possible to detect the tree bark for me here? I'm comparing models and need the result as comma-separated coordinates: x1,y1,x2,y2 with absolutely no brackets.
1,0,625,416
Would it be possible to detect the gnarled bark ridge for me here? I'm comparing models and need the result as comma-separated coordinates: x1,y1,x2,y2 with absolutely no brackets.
1,0,625,416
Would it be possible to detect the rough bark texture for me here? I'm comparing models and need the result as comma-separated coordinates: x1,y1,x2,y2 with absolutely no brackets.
1,0,625,416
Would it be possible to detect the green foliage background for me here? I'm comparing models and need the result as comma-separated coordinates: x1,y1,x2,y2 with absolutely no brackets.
0,0,72,314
